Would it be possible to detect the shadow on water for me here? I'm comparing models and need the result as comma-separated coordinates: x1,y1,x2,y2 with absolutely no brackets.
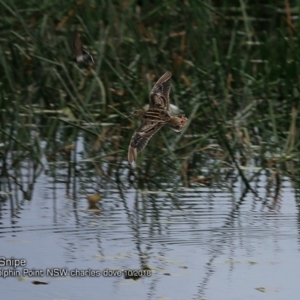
1,121,300,300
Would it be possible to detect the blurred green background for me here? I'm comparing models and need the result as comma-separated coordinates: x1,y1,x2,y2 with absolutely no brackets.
1,0,300,183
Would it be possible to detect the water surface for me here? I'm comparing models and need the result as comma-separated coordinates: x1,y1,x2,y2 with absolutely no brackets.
1,154,300,300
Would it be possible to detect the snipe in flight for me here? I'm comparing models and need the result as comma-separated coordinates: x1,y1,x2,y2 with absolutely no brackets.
71,32,94,64
128,71,187,166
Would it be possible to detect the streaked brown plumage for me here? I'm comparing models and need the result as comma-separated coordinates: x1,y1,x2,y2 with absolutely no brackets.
128,71,187,165
71,32,94,64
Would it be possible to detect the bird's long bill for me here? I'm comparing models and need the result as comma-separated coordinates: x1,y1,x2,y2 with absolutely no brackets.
124,111,136,120
120,115,133,126
128,145,137,168
121,110,139,124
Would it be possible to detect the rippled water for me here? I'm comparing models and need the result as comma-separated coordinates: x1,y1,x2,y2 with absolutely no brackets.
1,156,300,300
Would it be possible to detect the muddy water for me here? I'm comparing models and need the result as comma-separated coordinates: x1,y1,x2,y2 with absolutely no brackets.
1,162,300,300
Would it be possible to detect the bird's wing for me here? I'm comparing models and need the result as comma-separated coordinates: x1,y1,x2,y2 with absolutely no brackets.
72,32,94,63
128,121,164,164
72,32,83,60
149,71,172,111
